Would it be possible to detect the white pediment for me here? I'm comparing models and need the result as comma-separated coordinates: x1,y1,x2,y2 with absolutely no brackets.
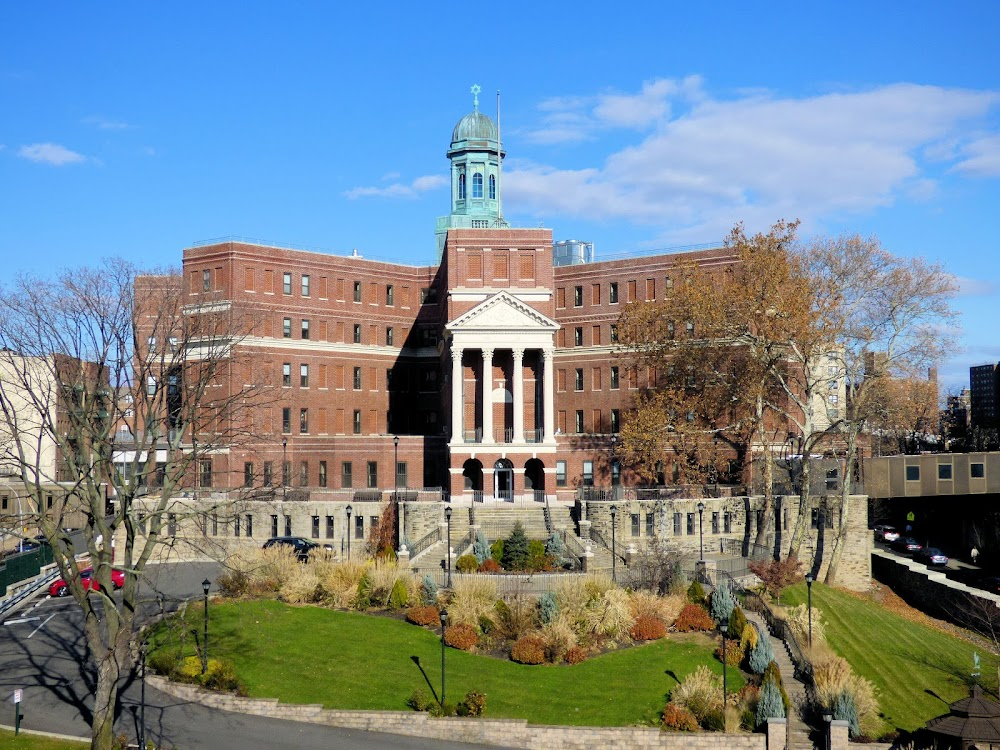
447,291,559,333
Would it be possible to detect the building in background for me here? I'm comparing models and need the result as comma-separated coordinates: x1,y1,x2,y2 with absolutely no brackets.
970,363,999,430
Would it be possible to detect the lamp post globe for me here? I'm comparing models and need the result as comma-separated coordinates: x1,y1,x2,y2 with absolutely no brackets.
346,504,353,559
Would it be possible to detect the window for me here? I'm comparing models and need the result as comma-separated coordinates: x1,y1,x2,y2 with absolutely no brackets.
353,410,361,434
234,516,240,537
575,368,584,391
312,516,320,538
300,408,309,434
367,461,378,488
199,459,212,488
556,461,567,487
301,319,310,339
386,285,394,305
282,363,291,387
283,461,290,486
686,513,695,535
386,327,394,346
300,364,309,387
938,463,953,480
168,513,177,536
202,269,211,291
325,516,335,539
631,514,640,536
575,410,584,433
301,274,310,296
298,460,308,486
353,281,362,302
905,465,920,481
147,336,157,353
458,173,466,200
283,318,292,338
574,327,583,346
610,366,620,390
472,171,483,198
319,461,327,487
282,407,291,433
686,321,694,337
665,275,673,291
724,512,732,534
263,461,273,486
609,282,619,304
353,367,362,390
574,286,583,306
146,376,157,396
611,409,620,433
284,515,292,536
283,272,292,295
611,460,620,486
245,514,253,538
342,461,353,487
582,461,594,486
353,324,362,343
972,462,985,478
610,324,618,344
355,515,364,539
646,513,654,537
712,512,720,534
395,461,407,488
673,513,682,535
244,462,254,488
271,515,279,538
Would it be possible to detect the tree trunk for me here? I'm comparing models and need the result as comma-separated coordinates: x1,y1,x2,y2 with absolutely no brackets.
91,651,124,750
825,429,858,585
788,456,813,559
754,428,775,555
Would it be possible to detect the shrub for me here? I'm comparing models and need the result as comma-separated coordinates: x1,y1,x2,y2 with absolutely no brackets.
564,645,587,664
629,591,683,625
478,558,502,573
710,581,735,625
315,559,367,608
784,603,824,646
662,703,699,731
200,658,243,693
740,622,759,652
388,578,410,610
456,554,479,573
457,690,487,717
834,691,861,738
406,605,440,626
526,539,549,571
511,635,546,664
421,574,438,605
813,653,880,738
747,623,774,674
714,642,744,667
428,701,457,717
354,572,372,610
584,588,636,642
763,660,790,710
545,532,568,567
216,569,250,598
472,530,490,564
670,665,723,721
674,604,715,632
755,678,786,727
538,591,558,624
747,554,803,600
448,576,498,630
407,688,432,711
478,614,495,635
496,595,539,640
630,615,667,641
728,606,748,640
687,579,706,604
490,539,504,563
541,616,578,662
701,708,725,731
502,523,530,570
444,623,478,651
147,650,179,677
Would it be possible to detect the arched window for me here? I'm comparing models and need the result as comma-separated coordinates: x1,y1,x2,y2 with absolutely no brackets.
458,173,466,200
488,174,496,200
472,172,483,198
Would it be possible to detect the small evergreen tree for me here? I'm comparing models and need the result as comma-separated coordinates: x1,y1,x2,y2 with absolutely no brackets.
545,531,568,567
748,623,774,674
421,573,438,605
710,581,735,624
472,530,491,564
833,692,861,738
727,606,748,639
755,677,786,727
538,591,558,624
687,579,706,604
502,522,530,571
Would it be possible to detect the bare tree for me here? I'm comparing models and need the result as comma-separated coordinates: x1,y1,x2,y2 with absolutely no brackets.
0,259,270,750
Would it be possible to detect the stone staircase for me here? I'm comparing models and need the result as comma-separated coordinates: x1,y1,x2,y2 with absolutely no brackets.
745,611,814,749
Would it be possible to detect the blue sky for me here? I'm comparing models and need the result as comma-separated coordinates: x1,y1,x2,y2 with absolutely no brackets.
2,2,998,389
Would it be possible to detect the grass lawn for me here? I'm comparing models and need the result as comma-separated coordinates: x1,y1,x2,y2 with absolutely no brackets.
153,599,743,727
781,582,995,734
0,729,87,750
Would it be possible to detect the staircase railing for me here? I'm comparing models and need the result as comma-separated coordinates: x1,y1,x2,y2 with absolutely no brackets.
408,527,441,559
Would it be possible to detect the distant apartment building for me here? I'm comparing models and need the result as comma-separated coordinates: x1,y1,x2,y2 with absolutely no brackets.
970,363,999,429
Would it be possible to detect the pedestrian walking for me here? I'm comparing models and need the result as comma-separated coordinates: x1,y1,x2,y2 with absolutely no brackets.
971,546,980,565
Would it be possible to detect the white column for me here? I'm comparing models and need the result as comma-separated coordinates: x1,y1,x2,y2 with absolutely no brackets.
512,347,525,443
481,348,494,444
451,347,463,443
542,348,555,441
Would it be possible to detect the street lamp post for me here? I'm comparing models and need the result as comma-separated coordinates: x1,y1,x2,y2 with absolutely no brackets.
281,437,288,499
139,641,148,750
393,435,399,502
609,504,617,583
201,578,211,675
440,608,448,707
444,505,453,587
697,501,705,562
720,622,728,707
346,504,353,559
805,572,815,649
823,711,833,750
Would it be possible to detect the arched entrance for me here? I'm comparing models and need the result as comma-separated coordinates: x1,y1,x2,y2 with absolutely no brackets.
524,458,545,502
494,458,514,501
463,459,484,501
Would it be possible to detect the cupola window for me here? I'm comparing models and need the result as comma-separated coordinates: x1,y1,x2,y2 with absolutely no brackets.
472,172,483,198
458,173,466,200
489,174,496,200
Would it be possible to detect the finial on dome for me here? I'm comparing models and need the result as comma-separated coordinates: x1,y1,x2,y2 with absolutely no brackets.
470,83,481,112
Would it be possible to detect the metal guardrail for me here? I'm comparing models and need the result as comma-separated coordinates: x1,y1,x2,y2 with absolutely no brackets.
589,528,627,564
408,527,441,559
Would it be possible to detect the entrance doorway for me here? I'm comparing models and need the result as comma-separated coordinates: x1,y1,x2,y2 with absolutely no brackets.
494,458,514,501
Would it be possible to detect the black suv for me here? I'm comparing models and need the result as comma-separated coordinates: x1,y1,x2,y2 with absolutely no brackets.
262,536,332,561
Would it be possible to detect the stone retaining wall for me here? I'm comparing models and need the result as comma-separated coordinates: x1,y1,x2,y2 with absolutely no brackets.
149,675,769,750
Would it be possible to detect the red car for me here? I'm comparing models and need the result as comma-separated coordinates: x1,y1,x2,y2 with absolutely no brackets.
49,567,125,597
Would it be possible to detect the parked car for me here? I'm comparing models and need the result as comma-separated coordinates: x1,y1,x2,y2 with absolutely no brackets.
262,536,333,561
889,536,923,554
914,547,949,567
49,567,125,597
873,525,900,543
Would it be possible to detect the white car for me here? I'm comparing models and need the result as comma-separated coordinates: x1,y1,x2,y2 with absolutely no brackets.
873,524,899,542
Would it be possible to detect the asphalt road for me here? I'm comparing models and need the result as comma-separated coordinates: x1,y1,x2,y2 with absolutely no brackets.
0,562,514,749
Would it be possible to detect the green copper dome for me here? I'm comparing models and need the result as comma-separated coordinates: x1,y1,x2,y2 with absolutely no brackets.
451,111,498,144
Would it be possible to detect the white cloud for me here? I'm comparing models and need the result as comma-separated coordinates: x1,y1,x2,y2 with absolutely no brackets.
955,276,1000,297
953,134,1000,176
344,174,447,199
506,80,1000,241
17,143,87,166
83,116,129,130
